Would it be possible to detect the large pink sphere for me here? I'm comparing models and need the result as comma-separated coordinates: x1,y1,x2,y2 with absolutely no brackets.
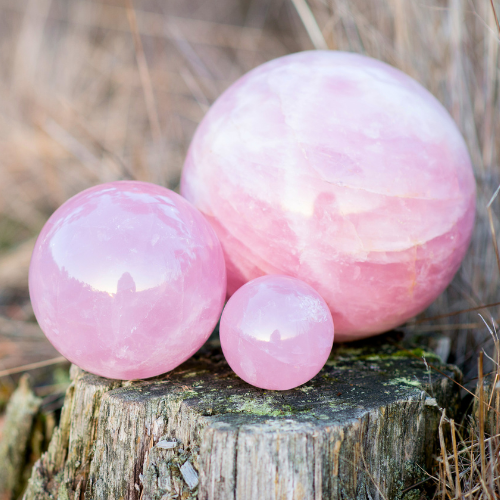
220,275,334,390
29,181,226,379
181,50,476,341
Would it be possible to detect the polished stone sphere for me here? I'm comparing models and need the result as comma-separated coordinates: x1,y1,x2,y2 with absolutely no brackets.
29,181,227,379
220,275,334,390
181,50,476,341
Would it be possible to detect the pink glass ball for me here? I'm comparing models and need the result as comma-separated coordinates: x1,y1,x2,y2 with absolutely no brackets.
220,275,334,390
181,50,476,341
29,181,226,380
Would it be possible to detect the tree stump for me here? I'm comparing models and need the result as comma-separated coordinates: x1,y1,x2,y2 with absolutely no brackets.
0,376,44,500
24,332,461,500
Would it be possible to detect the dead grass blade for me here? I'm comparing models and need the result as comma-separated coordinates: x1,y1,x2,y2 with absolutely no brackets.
490,0,500,33
0,356,68,378
433,341,500,499
414,303,500,324
290,0,329,50
479,352,487,480
451,419,462,498
124,0,162,145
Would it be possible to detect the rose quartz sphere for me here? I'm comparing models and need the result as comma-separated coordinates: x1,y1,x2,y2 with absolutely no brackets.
181,50,476,341
29,181,226,380
220,275,334,390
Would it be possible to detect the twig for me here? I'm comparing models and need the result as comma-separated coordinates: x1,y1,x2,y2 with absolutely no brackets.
406,322,483,332
453,433,500,456
414,301,500,324
400,477,432,494
0,356,68,378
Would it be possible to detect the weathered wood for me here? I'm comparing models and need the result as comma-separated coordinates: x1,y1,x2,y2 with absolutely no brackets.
0,376,42,500
23,332,461,500
473,377,500,436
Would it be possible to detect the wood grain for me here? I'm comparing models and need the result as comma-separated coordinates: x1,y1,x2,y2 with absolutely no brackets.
23,332,461,500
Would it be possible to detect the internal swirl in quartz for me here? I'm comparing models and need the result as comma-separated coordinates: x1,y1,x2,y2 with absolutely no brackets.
181,50,476,341
29,181,227,380
220,275,334,390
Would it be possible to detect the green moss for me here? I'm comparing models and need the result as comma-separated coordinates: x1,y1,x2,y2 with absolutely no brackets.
388,377,422,388
328,399,358,412
326,346,441,368
179,389,198,399
354,348,440,362
324,359,345,367
334,347,365,357
405,347,438,360
182,370,209,378
299,386,314,393
228,395,293,416
402,489,421,500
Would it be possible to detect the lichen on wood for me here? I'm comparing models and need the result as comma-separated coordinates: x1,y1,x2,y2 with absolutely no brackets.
23,332,462,500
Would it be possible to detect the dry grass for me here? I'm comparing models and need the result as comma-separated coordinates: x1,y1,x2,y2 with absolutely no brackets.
0,0,499,435
0,2,499,495
1,0,498,376
433,327,500,499
0,0,307,377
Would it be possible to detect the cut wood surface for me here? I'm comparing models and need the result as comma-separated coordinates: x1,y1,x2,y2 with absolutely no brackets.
23,332,461,500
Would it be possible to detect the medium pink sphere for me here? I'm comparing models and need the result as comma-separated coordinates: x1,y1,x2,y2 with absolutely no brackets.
29,181,226,380
181,50,476,341
220,275,334,390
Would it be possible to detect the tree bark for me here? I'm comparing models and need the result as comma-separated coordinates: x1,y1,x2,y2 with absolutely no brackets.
0,376,43,500
23,332,461,500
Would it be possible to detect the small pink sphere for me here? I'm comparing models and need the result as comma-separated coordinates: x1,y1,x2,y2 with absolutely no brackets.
181,50,476,341
29,181,226,380
220,275,334,390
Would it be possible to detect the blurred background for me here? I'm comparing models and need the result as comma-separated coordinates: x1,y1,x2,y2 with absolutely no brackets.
0,0,498,433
